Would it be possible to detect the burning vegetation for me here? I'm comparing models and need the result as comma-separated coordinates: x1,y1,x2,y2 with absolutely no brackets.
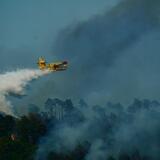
0,98,160,160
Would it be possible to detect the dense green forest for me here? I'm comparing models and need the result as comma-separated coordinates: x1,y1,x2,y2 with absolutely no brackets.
0,98,159,160
0,113,46,160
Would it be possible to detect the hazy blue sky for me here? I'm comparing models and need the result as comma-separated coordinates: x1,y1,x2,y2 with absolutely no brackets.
2,0,160,110
0,0,120,70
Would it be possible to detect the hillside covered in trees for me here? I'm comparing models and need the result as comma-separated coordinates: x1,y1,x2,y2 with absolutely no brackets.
0,98,160,160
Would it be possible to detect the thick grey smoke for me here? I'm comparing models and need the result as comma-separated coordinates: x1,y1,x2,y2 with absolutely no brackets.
0,69,50,116
36,98,160,160
35,0,160,159
42,0,160,105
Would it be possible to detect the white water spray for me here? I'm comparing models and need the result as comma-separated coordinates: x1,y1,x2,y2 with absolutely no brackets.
0,69,50,116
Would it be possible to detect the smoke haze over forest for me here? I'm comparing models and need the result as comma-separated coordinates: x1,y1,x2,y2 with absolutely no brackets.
0,0,160,160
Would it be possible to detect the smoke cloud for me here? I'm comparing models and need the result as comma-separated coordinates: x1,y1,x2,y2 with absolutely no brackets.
0,69,50,116
40,0,160,105
36,98,160,160
35,0,160,159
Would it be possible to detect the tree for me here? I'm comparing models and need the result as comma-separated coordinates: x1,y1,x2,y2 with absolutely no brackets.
131,150,142,160
107,156,116,160
0,115,15,137
118,153,130,160
0,137,36,160
47,142,90,160
16,113,47,143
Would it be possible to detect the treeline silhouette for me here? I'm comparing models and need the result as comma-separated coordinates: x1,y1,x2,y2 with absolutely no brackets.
0,98,159,160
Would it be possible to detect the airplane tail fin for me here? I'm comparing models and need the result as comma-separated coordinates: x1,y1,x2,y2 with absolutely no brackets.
37,57,46,70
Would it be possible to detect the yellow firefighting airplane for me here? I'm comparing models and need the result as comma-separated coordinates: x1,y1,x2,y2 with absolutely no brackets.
37,57,68,71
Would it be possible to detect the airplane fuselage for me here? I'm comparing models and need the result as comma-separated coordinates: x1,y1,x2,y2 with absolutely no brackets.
37,57,68,71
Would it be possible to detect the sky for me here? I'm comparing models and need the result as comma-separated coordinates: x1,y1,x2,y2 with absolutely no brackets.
0,0,121,109
1,0,160,111
0,0,120,69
